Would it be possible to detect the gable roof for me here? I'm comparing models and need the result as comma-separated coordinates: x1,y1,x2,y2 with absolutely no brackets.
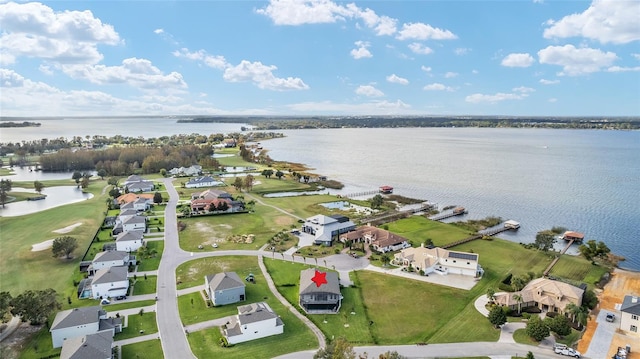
60,330,113,359
299,269,340,296
206,272,245,292
50,306,104,331
306,214,338,226
237,302,278,325
116,193,154,204
621,295,640,315
92,266,128,285
93,251,128,263
524,277,584,300
345,225,409,248
187,176,217,185
122,216,146,225
115,231,144,242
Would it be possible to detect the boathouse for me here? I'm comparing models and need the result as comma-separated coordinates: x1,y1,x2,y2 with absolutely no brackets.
562,231,584,242
379,186,393,194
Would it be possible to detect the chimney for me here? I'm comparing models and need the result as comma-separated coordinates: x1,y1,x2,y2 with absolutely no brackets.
633,296,638,303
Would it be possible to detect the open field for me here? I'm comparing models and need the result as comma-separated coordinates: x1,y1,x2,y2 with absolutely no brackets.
117,313,158,340
132,276,157,295
137,240,164,271
0,178,108,299
121,339,164,359
385,216,475,247
175,256,260,290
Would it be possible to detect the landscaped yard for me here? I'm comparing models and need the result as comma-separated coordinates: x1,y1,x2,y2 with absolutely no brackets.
513,328,539,345
385,216,475,247
549,255,609,286
117,312,158,340
132,276,157,295
121,339,164,359
137,240,164,271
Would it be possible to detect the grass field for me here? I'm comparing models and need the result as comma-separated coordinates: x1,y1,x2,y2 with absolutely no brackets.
121,339,164,359
16,325,59,359
385,216,475,247
132,276,157,295
105,299,157,312
175,256,260,289
137,241,164,271
513,328,539,345
0,178,109,299
117,312,158,340
549,255,609,286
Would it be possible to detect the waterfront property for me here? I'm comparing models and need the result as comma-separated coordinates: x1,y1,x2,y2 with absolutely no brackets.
222,302,284,344
620,295,640,336
494,277,584,314
50,306,122,348
205,272,246,306
393,244,483,277
190,189,244,214
379,185,393,194
169,165,202,177
299,269,342,314
561,231,585,242
339,225,410,253
301,214,356,246
60,330,113,359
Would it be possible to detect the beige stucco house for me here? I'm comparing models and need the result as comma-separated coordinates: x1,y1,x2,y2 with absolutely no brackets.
494,277,584,314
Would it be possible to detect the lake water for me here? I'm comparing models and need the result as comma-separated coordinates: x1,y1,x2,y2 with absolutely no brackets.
1,119,638,270
0,186,93,217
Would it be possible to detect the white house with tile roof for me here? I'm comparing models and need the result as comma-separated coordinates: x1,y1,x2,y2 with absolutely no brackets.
91,266,129,300
205,272,246,306
185,176,222,188
50,306,121,348
393,244,482,277
620,295,640,336
222,302,284,344
494,277,584,314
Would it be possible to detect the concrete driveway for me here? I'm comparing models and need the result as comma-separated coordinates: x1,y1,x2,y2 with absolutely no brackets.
585,309,619,359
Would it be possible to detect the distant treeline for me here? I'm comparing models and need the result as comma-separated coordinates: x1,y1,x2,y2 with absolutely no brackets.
178,116,640,130
0,121,41,128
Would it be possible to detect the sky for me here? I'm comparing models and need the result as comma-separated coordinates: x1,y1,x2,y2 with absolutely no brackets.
0,0,639,117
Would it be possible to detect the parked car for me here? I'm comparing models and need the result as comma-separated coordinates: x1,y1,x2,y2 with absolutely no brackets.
554,344,581,358
100,298,110,305
606,313,615,322
115,295,127,300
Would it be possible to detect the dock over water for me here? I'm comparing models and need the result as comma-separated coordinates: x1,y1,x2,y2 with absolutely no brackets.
442,220,520,249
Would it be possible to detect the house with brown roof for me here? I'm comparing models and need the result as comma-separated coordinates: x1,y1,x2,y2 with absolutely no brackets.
494,277,584,314
205,272,246,306
189,189,244,214
562,231,585,242
339,225,410,253
299,269,342,314
620,295,640,336
393,244,483,277
222,302,283,344
116,193,154,206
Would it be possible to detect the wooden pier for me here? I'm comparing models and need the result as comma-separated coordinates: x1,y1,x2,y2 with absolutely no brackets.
341,189,381,198
359,203,436,226
429,207,467,221
442,221,520,249
543,239,576,276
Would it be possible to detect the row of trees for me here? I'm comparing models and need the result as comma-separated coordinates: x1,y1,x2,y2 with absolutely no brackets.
0,289,61,325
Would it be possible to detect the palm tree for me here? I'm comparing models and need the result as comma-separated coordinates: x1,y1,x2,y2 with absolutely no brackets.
513,294,523,314
381,254,391,267
566,303,589,328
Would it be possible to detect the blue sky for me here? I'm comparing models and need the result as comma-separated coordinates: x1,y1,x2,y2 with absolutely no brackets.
1,0,639,117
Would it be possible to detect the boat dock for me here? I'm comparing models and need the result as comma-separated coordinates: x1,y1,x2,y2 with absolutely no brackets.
359,203,436,226
429,207,467,221
442,220,520,249
342,185,394,198
543,238,577,276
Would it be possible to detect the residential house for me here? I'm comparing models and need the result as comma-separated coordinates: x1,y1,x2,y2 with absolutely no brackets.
393,244,483,277
115,230,144,252
112,210,145,235
620,295,640,336
126,181,154,193
169,165,202,177
299,269,342,314
91,266,129,300
205,272,246,306
191,189,233,201
222,302,284,344
302,214,356,246
132,197,151,211
185,176,222,188
60,330,113,359
121,216,146,233
494,278,584,314
190,189,244,214
123,175,145,186
50,306,122,348
89,251,135,275
223,138,237,147
339,225,410,253
116,193,154,206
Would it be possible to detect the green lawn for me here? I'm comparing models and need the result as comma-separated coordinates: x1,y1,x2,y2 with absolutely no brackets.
0,178,108,300
121,339,164,359
176,256,260,290
117,312,158,340
513,328,539,345
137,241,164,271
257,193,344,219
17,325,59,359
105,299,157,313
385,216,475,247
132,276,157,295
555,329,582,347
83,240,115,261
549,255,609,286
5,191,48,202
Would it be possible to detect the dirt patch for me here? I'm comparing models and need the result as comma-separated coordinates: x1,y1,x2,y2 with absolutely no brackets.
274,216,294,226
52,222,83,234
576,314,598,353
0,323,44,359
30,239,54,252
609,332,640,359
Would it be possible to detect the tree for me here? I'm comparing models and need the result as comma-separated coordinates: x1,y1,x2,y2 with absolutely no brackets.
159,168,167,177
511,274,529,291
72,171,82,187
80,175,90,189
0,291,12,322
109,187,121,199
314,337,355,359
33,181,44,194
566,303,588,328
52,236,78,259
97,169,107,179
534,230,556,251
243,174,254,191
486,288,496,303
488,305,507,328
370,194,384,209
10,289,61,325
261,169,273,178
233,177,243,191
513,293,523,314
380,254,391,267
0,179,12,207
525,316,550,341
153,192,163,204
526,351,535,359
378,352,407,359
107,177,119,186
546,314,572,337
578,239,610,262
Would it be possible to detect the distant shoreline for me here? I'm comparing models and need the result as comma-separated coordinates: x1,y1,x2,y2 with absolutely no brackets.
0,121,41,128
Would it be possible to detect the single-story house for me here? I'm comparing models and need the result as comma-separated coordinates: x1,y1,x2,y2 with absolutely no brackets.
190,189,244,214
116,193,154,206
393,244,483,277
126,181,154,193
115,230,144,252
89,251,135,275
494,277,584,314
50,306,121,348
169,165,202,177
60,330,113,359
91,266,129,300
205,272,246,306
299,269,342,314
302,214,356,246
185,176,222,188
620,295,640,336
123,175,146,186
191,189,233,201
222,302,284,344
339,225,410,253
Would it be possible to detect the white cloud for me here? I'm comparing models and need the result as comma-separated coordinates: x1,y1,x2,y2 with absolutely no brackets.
355,85,384,97
513,86,535,93
173,48,227,70
256,0,354,25
0,2,120,65
286,99,411,115
396,22,458,40
386,74,409,85
465,92,528,103
421,66,432,73
538,44,618,76
408,43,433,55
454,48,471,55
539,79,560,85
0,68,25,87
351,41,372,59
60,58,188,90
423,83,453,91
39,64,54,75
222,60,309,91
548,98,558,103
472,69,479,74
533,0,544,4
543,0,640,44
444,72,458,78
606,66,640,72
153,28,164,34
633,54,640,60
501,53,535,67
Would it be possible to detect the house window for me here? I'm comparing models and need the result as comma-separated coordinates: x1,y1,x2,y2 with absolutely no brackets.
633,314,639,320
631,325,638,332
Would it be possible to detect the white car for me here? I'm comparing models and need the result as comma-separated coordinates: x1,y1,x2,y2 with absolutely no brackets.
554,344,581,358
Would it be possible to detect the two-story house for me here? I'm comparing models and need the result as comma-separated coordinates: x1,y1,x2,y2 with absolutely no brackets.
620,295,640,336
91,266,129,300
222,302,284,344
205,272,246,306
299,269,342,314
50,306,121,348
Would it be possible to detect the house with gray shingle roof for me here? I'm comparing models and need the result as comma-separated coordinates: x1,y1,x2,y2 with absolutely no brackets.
89,251,135,275
50,306,121,348
205,272,246,306
60,330,113,359
299,269,342,314
115,230,144,252
185,176,222,188
302,214,356,246
91,266,129,300
222,302,283,344
620,295,640,336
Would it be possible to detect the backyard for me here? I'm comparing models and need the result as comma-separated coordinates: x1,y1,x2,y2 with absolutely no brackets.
120,339,164,359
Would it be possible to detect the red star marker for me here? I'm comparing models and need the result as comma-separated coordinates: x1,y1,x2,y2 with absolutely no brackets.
311,270,328,287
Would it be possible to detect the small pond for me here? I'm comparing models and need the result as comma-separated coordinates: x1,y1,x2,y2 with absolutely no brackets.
1,166,96,182
0,186,94,217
